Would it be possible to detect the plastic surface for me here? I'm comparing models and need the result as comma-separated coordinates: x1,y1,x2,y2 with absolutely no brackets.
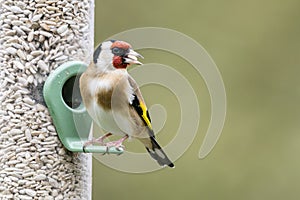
43,61,123,154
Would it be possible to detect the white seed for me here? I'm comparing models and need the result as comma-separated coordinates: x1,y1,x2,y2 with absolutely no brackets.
7,160,21,165
24,189,37,197
4,167,23,173
13,61,25,70
3,18,12,25
28,43,36,51
46,0,59,4
57,24,68,34
39,30,53,38
18,180,27,185
64,19,76,25
10,6,23,14
55,55,68,61
47,125,55,132
6,103,14,110
31,50,44,57
15,163,27,168
29,66,37,74
14,109,25,114
23,97,35,105
58,148,65,155
17,195,32,200
6,47,17,55
26,54,34,61
29,163,40,170
20,25,31,32
34,174,47,181
23,10,32,16
10,129,23,135
41,20,57,26
11,42,23,49
24,130,32,142
11,20,23,26
27,31,34,42
37,60,49,72
27,75,34,83
21,40,30,51
17,49,26,60
7,15,18,20
59,29,69,37
32,14,43,22
70,25,80,30
40,23,50,31
5,30,16,36
1,127,10,133
12,135,24,141
17,77,28,86
13,26,26,35
6,37,19,43
37,40,46,49
47,6,60,11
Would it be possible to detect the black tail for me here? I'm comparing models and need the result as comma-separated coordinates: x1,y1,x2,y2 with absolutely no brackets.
146,136,174,168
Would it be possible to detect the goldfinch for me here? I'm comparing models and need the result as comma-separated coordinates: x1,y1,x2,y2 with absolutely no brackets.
79,40,174,168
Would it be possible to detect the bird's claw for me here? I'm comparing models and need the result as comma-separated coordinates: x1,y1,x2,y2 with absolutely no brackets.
104,142,125,155
116,146,124,152
82,134,127,155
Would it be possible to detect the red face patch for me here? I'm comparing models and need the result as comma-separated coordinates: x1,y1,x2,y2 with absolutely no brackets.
112,56,128,69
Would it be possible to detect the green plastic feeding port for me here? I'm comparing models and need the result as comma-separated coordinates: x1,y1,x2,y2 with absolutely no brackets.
43,61,123,155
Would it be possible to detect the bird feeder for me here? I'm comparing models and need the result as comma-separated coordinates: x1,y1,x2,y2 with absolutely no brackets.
0,1,95,199
43,61,123,154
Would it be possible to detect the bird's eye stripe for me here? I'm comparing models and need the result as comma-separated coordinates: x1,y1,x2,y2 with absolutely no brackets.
93,44,102,63
112,47,127,56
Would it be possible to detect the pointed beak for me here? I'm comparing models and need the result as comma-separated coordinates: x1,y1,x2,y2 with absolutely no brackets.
124,49,143,65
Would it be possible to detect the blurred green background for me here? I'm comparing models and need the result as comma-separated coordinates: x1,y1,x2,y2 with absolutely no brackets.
93,0,300,199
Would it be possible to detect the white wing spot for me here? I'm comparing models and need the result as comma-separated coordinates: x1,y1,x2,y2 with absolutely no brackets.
155,148,166,159
149,149,155,154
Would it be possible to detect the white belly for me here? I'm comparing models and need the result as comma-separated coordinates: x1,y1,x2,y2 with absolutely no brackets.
88,101,133,136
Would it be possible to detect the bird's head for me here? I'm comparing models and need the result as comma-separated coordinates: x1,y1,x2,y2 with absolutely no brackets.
93,40,143,71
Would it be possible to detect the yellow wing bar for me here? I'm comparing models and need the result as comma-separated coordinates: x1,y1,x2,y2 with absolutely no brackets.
139,101,152,130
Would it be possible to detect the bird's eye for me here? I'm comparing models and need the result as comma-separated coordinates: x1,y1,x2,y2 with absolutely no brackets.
112,47,120,54
112,47,125,56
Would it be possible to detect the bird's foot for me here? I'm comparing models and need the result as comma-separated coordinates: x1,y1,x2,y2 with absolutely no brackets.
104,135,129,154
83,133,112,152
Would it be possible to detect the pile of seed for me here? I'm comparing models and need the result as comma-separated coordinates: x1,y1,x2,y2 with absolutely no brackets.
0,0,93,199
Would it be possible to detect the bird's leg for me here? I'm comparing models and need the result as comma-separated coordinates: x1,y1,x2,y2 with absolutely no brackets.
105,135,129,152
94,133,113,144
83,133,113,152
